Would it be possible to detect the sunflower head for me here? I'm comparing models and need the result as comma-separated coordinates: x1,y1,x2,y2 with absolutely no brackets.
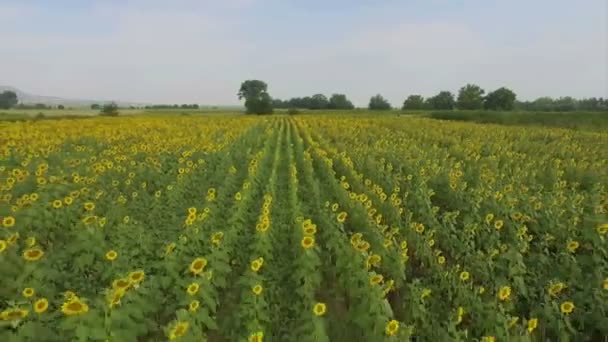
313,302,326,316
189,257,208,275
385,320,400,336
301,236,315,249
34,298,49,313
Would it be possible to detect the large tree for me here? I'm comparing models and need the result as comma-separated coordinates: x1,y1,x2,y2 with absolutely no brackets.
238,80,273,114
328,94,355,110
456,84,485,110
368,94,391,110
427,91,455,110
0,91,18,109
402,95,425,110
484,87,516,110
310,94,329,110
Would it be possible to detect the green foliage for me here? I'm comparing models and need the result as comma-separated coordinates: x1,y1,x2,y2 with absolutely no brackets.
456,84,485,110
484,87,516,110
100,102,119,116
402,95,425,110
238,80,273,115
328,94,355,110
368,94,391,110
426,91,455,110
0,91,18,109
427,110,608,130
91,104,100,110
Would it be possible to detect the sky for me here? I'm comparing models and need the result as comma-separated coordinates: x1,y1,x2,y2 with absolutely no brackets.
0,0,606,106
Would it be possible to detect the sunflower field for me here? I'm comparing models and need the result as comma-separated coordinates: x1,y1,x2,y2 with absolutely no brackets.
0,115,607,342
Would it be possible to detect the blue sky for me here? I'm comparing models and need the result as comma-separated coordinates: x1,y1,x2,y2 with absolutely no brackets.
0,0,606,106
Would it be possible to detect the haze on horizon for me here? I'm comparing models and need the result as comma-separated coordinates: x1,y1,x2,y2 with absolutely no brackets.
0,0,606,107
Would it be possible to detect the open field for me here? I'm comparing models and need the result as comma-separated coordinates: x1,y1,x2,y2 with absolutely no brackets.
0,115,607,341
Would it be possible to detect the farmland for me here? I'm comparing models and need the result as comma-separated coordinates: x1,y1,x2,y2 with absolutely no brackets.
1,115,607,341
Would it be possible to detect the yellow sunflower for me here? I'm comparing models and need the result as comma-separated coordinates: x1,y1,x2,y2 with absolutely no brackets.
23,248,44,261
2,216,15,228
128,270,145,284
252,285,263,296
34,298,49,313
105,250,118,261
336,211,347,223
169,321,189,340
189,257,208,275
61,298,89,316
187,283,200,296
385,319,400,336
498,286,512,301
248,331,264,342
560,301,574,314
22,287,35,298
301,236,315,249
189,300,200,312
313,302,326,316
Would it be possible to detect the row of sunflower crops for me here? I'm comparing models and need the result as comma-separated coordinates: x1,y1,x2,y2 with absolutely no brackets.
1,115,607,341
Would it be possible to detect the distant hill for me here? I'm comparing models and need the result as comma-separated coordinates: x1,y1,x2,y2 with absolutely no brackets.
0,86,148,108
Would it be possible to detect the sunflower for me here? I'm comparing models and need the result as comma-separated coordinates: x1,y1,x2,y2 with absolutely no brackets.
23,248,44,261
548,282,566,296
350,233,363,246
2,216,15,228
249,331,264,342
189,257,208,275
64,291,77,300
22,287,35,298
107,290,124,309
566,240,579,253
385,319,399,336
187,283,200,296
560,301,574,314
128,270,145,284
415,223,425,234
113,278,132,291
303,225,317,236
597,223,608,235
165,242,177,254
459,271,470,281
481,336,496,342
188,207,197,215
106,250,118,261
313,302,326,316
527,318,538,333
1,308,28,321
604,278,608,290
83,202,95,211
367,254,382,268
0,240,7,253
331,203,339,212
61,298,89,316
26,237,36,247
485,213,494,224
189,300,200,312
252,285,263,296
82,216,98,225
498,286,512,301
355,241,370,252
301,236,315,249
494,220,504,230
370,274,384,286
421,288,432,299
251,257,264,272
52,200,63,208
34,298,49,313
169,321,190,340
336,212,347,223
437,256,446,265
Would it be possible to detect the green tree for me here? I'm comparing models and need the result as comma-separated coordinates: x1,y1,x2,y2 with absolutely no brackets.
402,95,425,110
484,87,516,110
310,94,329,110
328,94,355,110
100,102,119,116
427,91,455,110
58,104,65,110
238,80,273,114
368,94,391,110
0,91,18,109
456,84,485,109
91,104,100,110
